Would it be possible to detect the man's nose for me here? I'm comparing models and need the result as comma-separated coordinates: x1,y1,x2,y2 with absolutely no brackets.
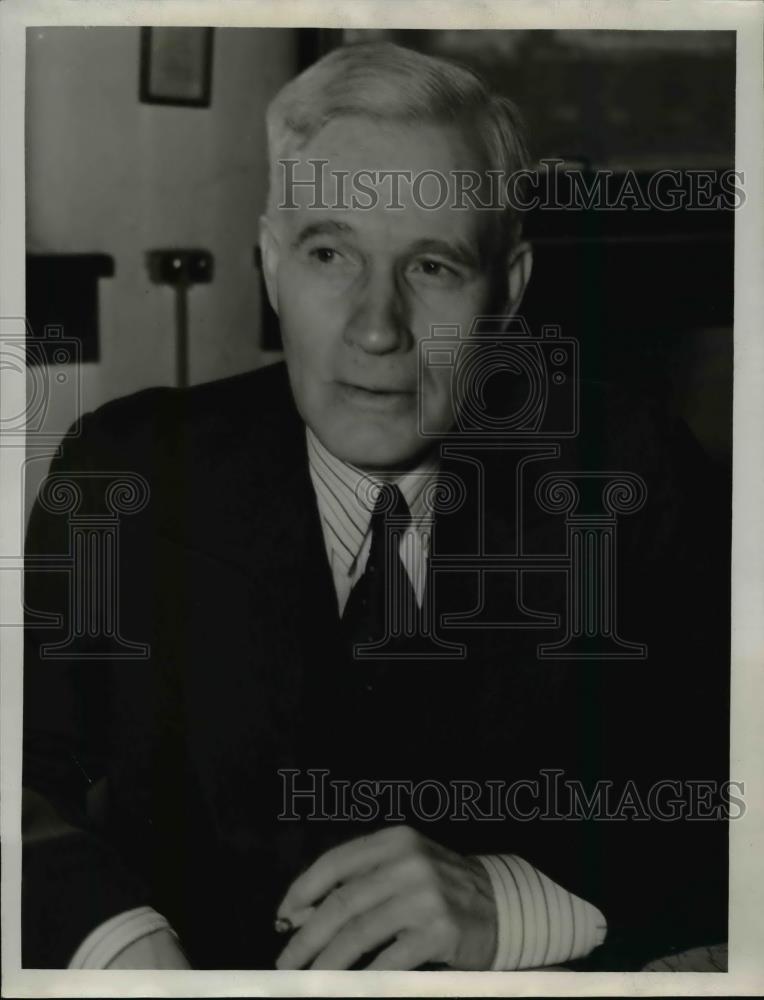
343,267,409,354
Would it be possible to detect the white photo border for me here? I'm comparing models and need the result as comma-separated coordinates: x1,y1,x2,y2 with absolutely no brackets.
1,1,762,996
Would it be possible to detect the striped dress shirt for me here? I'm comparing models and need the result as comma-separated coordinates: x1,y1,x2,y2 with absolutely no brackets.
307,427,436,614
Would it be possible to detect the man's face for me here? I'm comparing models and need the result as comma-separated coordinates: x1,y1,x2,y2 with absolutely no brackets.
261,115,504,470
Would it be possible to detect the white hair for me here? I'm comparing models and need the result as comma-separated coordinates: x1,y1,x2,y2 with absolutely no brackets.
265,41,530,255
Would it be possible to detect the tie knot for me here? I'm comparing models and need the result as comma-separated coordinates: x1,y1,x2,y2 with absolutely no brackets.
371,482,410,529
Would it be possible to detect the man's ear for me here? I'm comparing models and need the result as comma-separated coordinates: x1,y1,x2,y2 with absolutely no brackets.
505,240,533,314
258,214,281,315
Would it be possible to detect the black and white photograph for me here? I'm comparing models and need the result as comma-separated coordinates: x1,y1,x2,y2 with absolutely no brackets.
1,1,763,996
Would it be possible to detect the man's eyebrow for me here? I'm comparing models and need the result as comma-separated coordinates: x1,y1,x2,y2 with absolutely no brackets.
291,224,480,268
292,220,355,248
407,238,479,268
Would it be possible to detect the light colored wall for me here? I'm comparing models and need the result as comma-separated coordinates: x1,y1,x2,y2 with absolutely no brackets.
25,26,294,512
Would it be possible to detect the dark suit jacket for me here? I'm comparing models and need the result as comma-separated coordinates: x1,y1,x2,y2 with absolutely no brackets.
22,361,729,970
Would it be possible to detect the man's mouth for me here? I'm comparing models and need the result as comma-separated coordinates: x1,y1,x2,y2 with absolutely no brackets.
338,380,415,395
336,381,416,410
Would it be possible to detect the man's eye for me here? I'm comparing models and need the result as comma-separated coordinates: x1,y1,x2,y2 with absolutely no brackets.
411,258,460,283
419,259,446,276
309,246,339,264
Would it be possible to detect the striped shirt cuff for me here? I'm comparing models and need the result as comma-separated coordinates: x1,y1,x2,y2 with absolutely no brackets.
476,854,607,970
68,906,175,969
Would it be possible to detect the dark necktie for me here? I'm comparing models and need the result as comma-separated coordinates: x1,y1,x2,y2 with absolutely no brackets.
340,483,420,659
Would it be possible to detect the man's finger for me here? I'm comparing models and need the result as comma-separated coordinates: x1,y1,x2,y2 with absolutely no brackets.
309,896,420,970
364,931,433,971
276,859,415,970
277,825,418,918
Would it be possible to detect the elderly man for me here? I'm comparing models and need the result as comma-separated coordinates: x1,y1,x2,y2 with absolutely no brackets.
22,41,727,971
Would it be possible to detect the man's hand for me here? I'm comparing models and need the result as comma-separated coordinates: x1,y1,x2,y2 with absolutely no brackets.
275,825,496,970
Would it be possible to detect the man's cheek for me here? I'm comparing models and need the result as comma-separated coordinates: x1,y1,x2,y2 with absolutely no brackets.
280,306,321,365
422,369,456,433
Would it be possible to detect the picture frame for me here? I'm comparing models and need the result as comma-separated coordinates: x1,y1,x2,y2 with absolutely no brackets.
139,27,214,108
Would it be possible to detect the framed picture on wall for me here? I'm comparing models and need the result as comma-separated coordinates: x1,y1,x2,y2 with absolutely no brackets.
139,27,214,107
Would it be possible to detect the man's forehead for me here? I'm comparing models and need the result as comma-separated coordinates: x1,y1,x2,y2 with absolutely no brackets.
280,164,482,214
295,113,481,173
271,115,496,253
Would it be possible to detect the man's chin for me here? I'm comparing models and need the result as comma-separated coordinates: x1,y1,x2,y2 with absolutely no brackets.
318,424,432,473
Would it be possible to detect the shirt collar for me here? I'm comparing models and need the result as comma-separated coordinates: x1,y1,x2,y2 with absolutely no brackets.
306,426,439,570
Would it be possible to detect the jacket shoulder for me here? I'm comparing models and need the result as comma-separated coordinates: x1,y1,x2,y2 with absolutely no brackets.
64,362,298,467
